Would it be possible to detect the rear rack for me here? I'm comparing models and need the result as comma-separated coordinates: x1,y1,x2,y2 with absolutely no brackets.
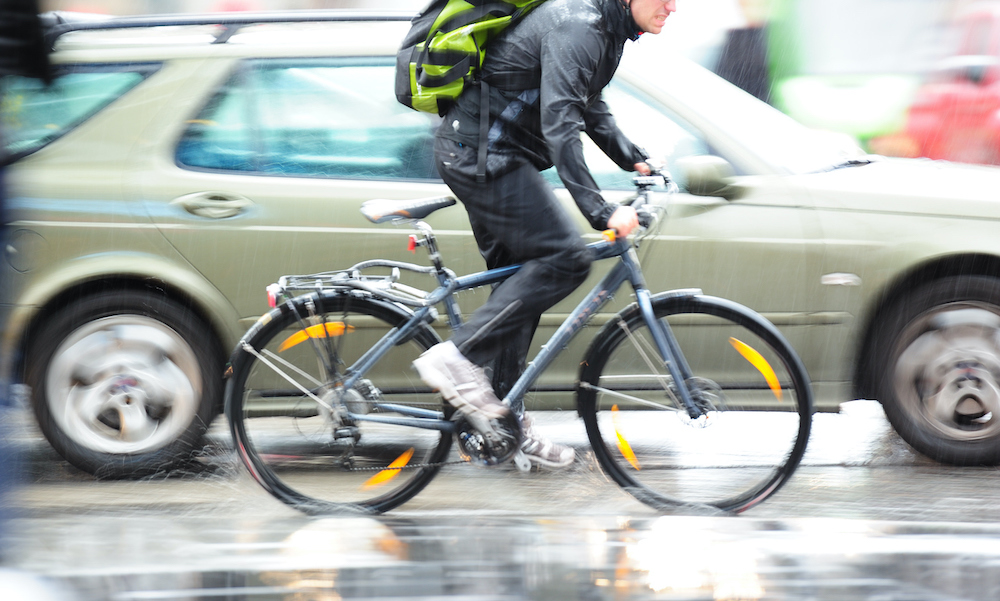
274,259,456,309
41,10,414,50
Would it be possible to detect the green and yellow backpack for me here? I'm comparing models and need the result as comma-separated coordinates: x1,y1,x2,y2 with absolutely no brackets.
395,0,546,116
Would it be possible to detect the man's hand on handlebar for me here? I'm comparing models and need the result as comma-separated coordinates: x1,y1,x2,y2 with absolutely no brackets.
608,205,639,238
634,161,652,176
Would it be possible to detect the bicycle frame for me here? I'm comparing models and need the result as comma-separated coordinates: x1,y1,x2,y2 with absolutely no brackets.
334,233,702,435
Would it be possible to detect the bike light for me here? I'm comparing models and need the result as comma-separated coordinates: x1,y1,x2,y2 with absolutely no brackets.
612,404,640,470
602,229,616,242
266,283,281,308
362,447,414,489
408,235,417,253
278,322,354,352
729,337,782,401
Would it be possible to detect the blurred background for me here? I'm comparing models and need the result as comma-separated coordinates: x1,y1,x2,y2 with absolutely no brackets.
9,3,1000,599
38,0,1000,164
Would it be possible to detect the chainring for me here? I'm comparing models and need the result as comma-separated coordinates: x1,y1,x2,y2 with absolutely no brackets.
453,410,522,466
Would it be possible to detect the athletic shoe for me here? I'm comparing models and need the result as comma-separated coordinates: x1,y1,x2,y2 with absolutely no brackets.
518,412,575,469
413,341,511,425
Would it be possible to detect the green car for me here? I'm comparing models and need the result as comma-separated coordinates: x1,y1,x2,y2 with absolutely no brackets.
3,11,1000,477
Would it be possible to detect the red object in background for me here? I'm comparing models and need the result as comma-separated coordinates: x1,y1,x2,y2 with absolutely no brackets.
212,1,262,11
904,3,1000,164
64,3,105,12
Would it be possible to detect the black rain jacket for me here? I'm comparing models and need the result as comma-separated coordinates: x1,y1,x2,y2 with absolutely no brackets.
436,0,648,230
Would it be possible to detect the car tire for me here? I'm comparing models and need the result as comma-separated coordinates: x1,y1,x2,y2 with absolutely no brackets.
25,289,222,478
872,275,1000,465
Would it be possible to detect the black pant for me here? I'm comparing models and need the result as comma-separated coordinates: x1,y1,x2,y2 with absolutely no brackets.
435,137,593,398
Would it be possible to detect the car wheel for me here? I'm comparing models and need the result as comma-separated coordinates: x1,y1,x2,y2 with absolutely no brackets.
25,290,221,478
872,276,1000,465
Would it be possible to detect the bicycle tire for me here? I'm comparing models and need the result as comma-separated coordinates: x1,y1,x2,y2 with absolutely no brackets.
226,291,450,514
577,293,813,513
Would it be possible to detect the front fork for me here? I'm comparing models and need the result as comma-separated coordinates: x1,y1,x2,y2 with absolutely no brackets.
621,247,703,419
634,288,703,419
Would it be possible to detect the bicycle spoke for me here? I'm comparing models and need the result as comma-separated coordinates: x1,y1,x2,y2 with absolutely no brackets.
579,381,681,411
616,318,674,396
239,341,333,412
261,348,324,388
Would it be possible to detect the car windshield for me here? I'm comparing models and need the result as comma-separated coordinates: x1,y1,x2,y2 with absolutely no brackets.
619,50,864,175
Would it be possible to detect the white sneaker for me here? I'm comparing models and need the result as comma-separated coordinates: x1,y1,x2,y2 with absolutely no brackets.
518,412,575,469
413,341,511,429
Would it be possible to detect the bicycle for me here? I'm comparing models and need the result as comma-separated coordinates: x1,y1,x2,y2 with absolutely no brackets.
224,170,814,515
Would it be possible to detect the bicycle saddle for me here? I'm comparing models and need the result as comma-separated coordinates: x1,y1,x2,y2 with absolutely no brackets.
360,196,457,224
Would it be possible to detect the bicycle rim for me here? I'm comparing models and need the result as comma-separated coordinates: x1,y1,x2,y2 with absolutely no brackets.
226,292,450,514
578,294,812,513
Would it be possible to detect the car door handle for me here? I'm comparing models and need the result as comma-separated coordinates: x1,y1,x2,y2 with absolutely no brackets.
171,192,253,219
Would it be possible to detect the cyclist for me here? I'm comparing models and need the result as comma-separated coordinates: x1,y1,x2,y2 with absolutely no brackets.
413,0,675,468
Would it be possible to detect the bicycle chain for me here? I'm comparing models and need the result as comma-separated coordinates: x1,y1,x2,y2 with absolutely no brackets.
342,458,470,472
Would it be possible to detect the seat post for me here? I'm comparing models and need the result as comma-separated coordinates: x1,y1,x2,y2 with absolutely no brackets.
413,221,447,277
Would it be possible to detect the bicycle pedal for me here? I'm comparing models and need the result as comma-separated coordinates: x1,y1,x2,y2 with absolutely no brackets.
512,450,532,473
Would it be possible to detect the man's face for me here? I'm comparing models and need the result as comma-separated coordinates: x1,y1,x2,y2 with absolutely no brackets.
628,0,677,34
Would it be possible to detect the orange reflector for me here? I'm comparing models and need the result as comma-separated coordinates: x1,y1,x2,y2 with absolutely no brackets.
362,448,414,489
602,229,616,242
278,322,354,352
729,337,782,402
611,404,640,471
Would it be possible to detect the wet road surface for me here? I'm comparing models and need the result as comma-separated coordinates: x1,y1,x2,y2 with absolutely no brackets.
5,401,1000,600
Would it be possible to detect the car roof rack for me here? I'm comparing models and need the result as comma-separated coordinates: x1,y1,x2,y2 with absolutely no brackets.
41,10,414,50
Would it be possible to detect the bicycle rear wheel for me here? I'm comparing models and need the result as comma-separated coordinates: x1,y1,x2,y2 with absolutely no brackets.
225,292,450,514
578,293,813,513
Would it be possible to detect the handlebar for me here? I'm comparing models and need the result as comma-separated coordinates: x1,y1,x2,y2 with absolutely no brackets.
619,166,676,238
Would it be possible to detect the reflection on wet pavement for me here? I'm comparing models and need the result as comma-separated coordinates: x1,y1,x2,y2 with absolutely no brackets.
9,514,1000,600
5,401,1000,600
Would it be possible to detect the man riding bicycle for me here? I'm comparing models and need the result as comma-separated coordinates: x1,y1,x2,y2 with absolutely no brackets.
413,0,676,469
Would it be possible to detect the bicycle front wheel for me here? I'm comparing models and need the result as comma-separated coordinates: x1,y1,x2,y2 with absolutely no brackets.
225,292,450,514
578,293,813,513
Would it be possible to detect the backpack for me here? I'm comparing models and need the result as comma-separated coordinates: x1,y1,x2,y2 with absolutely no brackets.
395,0,546,116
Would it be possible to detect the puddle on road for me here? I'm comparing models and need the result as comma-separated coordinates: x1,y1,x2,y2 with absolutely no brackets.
6,513,1000,601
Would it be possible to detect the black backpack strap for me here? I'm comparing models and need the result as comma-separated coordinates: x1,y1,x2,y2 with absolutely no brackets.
477,79,490,184
415,50,473,88
437,3,517,33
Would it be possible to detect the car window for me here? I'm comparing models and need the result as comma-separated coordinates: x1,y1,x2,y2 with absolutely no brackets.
176,59,705,189
0,65,157,159
542,80,711,191
176,59,441,180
